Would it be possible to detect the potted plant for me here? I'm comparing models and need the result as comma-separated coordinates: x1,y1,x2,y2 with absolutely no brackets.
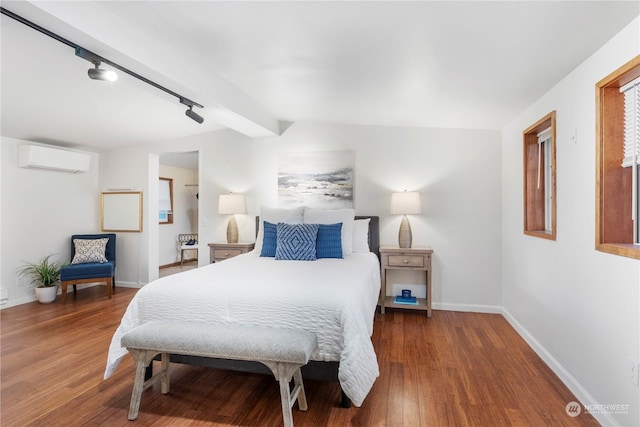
18,255,65,304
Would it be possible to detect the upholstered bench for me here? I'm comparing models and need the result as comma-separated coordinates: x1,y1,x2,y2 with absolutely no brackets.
121,321,317,427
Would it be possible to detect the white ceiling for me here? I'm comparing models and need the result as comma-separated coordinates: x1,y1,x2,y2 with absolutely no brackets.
159,151,198,170
1,1,638,153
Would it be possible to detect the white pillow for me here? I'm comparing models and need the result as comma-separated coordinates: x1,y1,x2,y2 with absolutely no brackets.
303,207,355,256
254,206,304,253
352,218,371,253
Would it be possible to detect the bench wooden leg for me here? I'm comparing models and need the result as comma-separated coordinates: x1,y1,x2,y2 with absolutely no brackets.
160,353,170,394
128,353,148,420
292,368,307,411
127,350,170,420
279,377,294,427
264,362,307,427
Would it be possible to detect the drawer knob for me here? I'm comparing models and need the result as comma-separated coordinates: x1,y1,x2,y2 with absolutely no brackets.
224,252,229,256
403,259,409,264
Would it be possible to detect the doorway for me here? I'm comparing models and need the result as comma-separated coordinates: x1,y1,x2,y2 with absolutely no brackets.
158,151,199,277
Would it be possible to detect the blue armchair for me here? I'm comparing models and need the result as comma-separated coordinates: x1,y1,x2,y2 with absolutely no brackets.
60,234,116,303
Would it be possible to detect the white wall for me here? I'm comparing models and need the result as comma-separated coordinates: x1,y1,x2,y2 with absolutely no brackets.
0,136,3,304
501,17,640,427
0,138,100,307
99,146,150,287
158,164,198,266
147,122,503,311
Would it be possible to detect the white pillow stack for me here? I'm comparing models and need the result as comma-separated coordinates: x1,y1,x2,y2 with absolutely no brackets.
303,207,355,256
254,206,304,254
254,206,374,256
352,218,371,253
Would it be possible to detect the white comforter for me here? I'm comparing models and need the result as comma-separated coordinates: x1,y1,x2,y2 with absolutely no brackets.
104,251,381,407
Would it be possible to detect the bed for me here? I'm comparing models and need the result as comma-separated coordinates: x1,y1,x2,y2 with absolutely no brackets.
104,212,380,408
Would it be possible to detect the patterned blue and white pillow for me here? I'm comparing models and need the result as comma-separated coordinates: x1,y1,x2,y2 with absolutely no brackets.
275,223,319,261
316,223,343,258
260,221,278,257
71,238,109,264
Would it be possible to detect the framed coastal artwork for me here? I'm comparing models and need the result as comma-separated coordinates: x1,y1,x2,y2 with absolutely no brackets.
278,150,353,208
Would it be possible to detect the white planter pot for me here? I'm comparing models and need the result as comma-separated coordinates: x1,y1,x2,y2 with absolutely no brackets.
35,286,58,304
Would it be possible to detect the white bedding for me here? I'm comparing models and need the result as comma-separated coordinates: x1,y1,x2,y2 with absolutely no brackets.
104,251,381,407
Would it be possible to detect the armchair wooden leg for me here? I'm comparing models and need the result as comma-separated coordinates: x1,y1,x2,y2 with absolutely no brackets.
106,277,113,299
61,282,68,304
60,277,114,303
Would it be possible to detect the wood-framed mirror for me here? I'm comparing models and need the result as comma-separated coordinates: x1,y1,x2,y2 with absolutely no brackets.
159,177,174,224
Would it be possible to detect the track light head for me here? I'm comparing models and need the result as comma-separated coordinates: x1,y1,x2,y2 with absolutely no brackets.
185,106,204,124
88,64,118,82
180,97,204,124
76,48,117,81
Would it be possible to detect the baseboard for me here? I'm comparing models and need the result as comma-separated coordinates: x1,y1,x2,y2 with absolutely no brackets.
502,308,617,427
53,281,138,295
71,280,147,289
433,302,502,314
70,281,146,290
55,282,142,295
0,294,37,308
114,281,145,289
160,259,196,269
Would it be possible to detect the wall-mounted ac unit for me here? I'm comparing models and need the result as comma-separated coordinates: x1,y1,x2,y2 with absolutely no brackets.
17,144,90,173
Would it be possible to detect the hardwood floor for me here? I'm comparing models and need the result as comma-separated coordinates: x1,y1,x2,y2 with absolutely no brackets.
1,286,599,426
159,259,198,278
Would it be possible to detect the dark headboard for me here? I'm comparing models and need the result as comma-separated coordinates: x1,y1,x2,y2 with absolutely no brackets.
255,215,380,259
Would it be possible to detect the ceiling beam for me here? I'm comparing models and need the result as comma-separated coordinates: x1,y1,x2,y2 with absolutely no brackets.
14,0,280,137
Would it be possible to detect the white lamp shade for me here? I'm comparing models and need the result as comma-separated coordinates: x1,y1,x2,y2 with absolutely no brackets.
390,191,421,215
218,194,246,215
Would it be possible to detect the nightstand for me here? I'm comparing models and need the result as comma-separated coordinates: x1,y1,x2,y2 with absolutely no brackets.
379,246,433,317
208,242,255,263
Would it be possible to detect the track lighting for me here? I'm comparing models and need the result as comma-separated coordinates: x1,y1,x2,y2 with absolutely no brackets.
76,48,117,82
185,106,204,124
1,7,205,124
88,63,118,82
181,98,205,124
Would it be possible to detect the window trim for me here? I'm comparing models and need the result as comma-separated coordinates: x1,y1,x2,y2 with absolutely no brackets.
596,55,640,260
523,111,557,240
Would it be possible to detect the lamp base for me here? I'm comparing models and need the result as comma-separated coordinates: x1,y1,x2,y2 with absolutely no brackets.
398,215,412,248
227,215,239,243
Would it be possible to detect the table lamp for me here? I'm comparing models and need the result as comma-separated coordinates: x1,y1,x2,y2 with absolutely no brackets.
218,194,246,243
390,191,421,248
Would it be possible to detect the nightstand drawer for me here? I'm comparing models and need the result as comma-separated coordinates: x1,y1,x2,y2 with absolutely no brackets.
388,255,424,267
208,243,255,263
214,249,242,259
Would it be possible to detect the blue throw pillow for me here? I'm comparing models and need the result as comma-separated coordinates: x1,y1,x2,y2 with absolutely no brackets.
260,221,278,257
275,223,319,261
316,223,343,258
